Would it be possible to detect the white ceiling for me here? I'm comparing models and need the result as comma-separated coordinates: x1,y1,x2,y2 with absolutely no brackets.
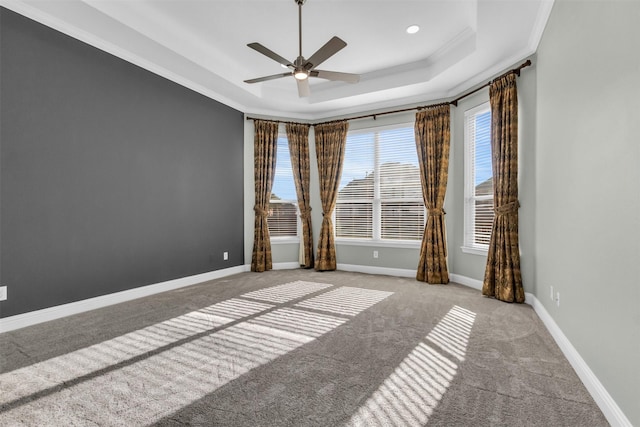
3,0,554,120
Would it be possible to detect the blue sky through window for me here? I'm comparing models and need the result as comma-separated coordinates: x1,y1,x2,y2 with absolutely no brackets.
339,126,417,191
475,111,492,186
339,133,374,191
271,137,297,201
379,127,419,167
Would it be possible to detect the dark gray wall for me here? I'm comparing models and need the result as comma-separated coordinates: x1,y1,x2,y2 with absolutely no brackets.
0,8,244,318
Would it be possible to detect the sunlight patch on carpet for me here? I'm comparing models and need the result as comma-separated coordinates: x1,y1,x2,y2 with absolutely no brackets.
0,282,393,426
295,286,394,316
240,280,333,303
0,298,273,406
248,307,348,337
345,305,476,427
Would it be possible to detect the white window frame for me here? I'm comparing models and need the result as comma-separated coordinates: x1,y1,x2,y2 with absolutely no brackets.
269,133,300,244
462,102,493,255
335,122,425,249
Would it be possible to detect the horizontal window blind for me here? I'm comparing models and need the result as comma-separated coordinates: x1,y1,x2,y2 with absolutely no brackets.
336,124,425,241
464,103,494,249
378,127,423,240
339,133,375,201
335,202,373,238
474,200,494,245
381,202,425,240
336,132,375,239
268,200,298,237
268,136,299,238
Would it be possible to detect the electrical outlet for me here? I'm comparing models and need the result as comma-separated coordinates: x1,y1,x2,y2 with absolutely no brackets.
550,285,554,301
373,250,379,259
223,251,229,261
0,286,7,301
556,292,560,307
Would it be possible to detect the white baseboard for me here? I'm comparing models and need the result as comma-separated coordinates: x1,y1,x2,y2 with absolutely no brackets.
0,265,250,334
450,274,536,306
441,273,631,426
449,273,483,290
527,294,632,427
336,263,416,278
272,262,302,270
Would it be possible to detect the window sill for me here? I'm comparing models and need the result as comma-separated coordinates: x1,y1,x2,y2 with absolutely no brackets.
270,237,300,244
461,246,488,256
336,238,421,249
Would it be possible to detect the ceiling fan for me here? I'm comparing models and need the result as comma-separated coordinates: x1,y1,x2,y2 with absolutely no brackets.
244,0,360,97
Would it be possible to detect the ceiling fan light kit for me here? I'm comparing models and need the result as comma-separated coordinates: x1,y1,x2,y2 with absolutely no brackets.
244,0,359,97
294,69,309,80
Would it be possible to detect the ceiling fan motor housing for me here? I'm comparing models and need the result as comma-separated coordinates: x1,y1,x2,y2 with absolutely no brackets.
293,56,310,80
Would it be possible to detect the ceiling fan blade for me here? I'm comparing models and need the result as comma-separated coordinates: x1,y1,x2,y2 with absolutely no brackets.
311,70,360,83
247,42,293,68
304,36,347,70
244,72,292,84
297,78,311,98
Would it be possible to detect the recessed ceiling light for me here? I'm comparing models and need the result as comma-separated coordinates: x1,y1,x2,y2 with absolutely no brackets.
281,63,289,69
406,25,420,34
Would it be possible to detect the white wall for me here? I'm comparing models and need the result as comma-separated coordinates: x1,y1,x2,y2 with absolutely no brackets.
535,1,640,424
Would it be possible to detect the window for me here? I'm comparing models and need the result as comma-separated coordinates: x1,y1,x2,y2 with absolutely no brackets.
336,124,424,244
463,103,493,253
268,136,299,239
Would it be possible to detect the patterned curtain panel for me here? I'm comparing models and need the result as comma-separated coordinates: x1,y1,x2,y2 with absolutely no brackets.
286,123,314,268
482,73,525,302
251,120,279,272
314,121,349,271
414,105,451,284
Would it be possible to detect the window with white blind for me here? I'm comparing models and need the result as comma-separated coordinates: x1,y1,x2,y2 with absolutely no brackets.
268,136,299,240
463,103,494,254
336,123,424,244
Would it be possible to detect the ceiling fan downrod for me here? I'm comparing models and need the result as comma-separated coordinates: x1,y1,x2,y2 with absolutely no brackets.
294,0,308,80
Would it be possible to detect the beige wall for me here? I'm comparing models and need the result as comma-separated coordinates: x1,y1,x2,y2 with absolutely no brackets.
534,1,640,424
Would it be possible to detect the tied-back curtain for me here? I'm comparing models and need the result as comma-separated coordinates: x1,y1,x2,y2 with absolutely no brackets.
251,120,279,272
415,105,451,284
286,123,314,268
314,121,348,271
482,73,524,302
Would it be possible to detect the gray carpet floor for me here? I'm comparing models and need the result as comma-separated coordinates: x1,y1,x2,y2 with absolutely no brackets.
0,270,608,426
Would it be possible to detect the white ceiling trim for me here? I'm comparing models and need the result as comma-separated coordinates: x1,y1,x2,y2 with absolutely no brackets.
1,0,553,121
528,0,556,53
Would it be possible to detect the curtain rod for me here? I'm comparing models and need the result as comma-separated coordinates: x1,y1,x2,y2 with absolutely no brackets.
246,59,531,126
